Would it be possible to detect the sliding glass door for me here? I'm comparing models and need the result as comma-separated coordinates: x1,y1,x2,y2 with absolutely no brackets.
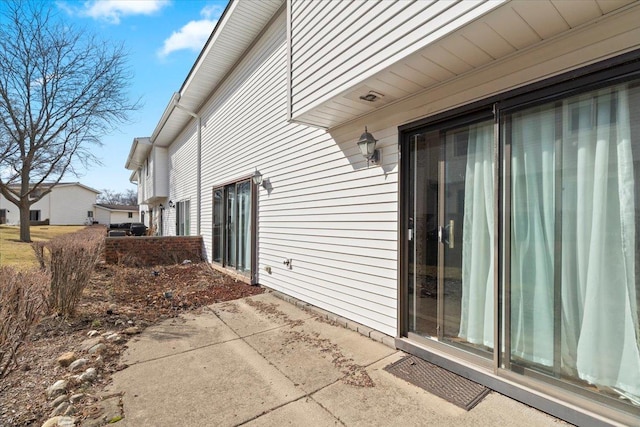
505,84,640,404
212,179,254,275
403,77,640,414
407,116,495,356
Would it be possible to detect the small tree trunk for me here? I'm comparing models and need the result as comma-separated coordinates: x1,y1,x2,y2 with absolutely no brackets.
19,199,31,243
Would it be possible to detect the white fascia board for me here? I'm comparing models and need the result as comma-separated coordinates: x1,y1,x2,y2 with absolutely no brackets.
125,137,152,170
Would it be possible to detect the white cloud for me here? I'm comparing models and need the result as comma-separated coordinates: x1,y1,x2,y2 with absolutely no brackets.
79,0,170,24
158,5,223,58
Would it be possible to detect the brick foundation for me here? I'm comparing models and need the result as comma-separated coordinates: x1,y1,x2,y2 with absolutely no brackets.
104,236,204,266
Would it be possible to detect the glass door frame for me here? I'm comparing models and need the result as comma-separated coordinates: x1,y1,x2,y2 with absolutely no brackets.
399,109,501,372
397,54,640,425
211,176,258,283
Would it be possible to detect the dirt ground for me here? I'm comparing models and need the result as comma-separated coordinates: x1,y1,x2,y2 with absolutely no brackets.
0,262,264,426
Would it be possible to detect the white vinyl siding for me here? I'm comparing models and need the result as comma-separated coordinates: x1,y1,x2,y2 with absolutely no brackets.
167,126,198,236
94,208,138,226
141,147,168,203
330,2,640,138
48,185,97,225
289,0,505,119
192,10,398,336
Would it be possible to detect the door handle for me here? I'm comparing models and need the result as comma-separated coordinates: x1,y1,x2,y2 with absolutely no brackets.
439,220,455,249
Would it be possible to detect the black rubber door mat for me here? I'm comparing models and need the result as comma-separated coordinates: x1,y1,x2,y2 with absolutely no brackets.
384,355,490,411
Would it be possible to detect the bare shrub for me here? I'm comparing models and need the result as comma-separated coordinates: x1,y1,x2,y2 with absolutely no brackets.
32,226,105,317
0,267,49,379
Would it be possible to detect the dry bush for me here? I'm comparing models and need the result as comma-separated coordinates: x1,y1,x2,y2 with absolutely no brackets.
32,226,105,317
0,267,49,380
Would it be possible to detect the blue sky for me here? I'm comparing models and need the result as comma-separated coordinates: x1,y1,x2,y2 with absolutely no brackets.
53,0,229,194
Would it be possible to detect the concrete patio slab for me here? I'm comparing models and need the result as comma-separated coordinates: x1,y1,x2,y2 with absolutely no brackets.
121,310,238,364
311,352,567,427
209,293,313,338
243,311,395,394
109,338,304,427
242,397,340,427
107,293,569,427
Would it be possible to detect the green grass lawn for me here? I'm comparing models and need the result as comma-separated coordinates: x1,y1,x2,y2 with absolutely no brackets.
0,225,86,268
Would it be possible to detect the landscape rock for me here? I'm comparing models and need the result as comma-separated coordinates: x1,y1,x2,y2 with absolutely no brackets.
49,402,70,417
41,415,76,427
87,330,100,338
63,404,75,416
79,337,102,352
56,352,75,368
69,393,84,404
122,326,140,335
88,343,106,355
106,333,123,343
46,380,68,399
50,395,67,408
79,368,98,383
68,358,88,372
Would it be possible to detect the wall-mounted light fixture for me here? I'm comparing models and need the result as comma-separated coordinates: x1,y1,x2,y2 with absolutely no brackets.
168,200,175,208
357,127,380,166
252,168,264,186
159,204,164,209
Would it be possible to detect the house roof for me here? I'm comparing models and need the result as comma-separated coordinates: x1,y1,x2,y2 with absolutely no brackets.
7,182,100,194
95,204,139,212
125,0,284,171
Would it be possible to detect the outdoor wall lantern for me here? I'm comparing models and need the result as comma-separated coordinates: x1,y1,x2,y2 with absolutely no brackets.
357,126,380,166
252,168,264,186
168,200,175,208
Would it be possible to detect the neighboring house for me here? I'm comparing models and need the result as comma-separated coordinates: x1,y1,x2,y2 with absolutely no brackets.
94,204,139,226
0,182,100,225
125,1,640,424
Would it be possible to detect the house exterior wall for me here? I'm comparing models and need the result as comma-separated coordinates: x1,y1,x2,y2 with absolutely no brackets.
0,193,51,224
0,195,19,224
95,207,110,225
166,125,198,236
172,10,399,336
140,146,168,203
49,185,96,225
289,0,505,120
95,208,137,225
0,184,97,225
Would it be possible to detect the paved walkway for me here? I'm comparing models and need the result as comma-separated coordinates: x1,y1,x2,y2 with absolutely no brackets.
107,292,567,426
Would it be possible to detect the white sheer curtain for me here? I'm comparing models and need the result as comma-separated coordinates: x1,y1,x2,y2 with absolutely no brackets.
459,122,494,348
510,106,556,366
561,87,640,399
510,84,640,400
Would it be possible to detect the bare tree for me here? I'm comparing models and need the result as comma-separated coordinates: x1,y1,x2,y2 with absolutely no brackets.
97,188,137,206
0,1,138,241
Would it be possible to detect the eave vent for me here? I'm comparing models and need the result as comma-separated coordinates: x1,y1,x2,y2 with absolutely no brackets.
359,91,384,102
